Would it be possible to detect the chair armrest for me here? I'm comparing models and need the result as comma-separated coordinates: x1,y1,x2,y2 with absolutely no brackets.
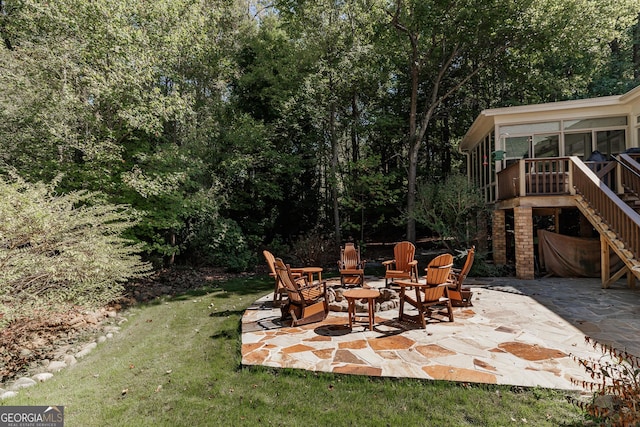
408,260,418,266
382,260,394,267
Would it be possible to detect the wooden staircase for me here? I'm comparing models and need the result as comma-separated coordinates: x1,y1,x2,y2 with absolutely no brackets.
574,195,640,288
572,154,640,288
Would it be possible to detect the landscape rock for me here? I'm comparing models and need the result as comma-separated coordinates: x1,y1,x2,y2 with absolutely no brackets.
64,355,77,367
10,377,37,390
32,373,53,383
1,391,18,400
75,342,97,358
46,361,67,373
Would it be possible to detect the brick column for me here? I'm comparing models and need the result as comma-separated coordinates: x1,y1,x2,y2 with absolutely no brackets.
492,210,507,265
514,206,535,279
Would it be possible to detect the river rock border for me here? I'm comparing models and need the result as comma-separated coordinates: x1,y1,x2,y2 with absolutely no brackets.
0,310,129,400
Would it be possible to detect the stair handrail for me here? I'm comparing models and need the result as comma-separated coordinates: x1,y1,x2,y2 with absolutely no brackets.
616,153,640,198
571,156,640,259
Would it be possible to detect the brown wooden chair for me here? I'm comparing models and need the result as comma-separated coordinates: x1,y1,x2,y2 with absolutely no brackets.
447,246,475,307
382,241,419,288
263,250,301,307
398,259,454,329
274,258,328,327
337,243,365,286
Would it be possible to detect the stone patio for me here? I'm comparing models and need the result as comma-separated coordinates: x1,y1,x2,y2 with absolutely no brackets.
241,276,640,390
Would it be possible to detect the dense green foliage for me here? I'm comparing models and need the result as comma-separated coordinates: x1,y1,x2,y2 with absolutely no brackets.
0,0,638,268
0,176,151,323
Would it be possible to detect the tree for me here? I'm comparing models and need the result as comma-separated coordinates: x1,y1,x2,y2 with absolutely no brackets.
0,0,244,263
384,0,640,242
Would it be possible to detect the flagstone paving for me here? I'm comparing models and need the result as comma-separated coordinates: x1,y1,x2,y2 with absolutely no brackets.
241,276,640,390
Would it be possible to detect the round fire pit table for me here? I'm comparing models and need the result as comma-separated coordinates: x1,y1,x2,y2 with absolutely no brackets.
343,288,380,331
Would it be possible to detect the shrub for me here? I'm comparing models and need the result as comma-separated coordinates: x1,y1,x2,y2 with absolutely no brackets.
569,336,640,426
290,227,333,267
413,174,489,250
187,216,252,272
0,176,152,324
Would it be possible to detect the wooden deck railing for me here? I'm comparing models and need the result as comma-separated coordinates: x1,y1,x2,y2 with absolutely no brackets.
497,157,617,199
618,153,640,198
497,158,572,199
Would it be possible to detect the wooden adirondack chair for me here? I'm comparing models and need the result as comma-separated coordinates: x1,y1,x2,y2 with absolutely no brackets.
263,250,301,307
337,243,365,286
382,241,419,288
398,258,454,329
274,258,328,327
447,246,475,307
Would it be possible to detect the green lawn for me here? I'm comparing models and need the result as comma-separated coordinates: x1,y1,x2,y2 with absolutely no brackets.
4,275,588,426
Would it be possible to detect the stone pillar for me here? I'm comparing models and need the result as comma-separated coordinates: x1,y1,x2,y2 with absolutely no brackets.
514,206,535,279
492,210,507,265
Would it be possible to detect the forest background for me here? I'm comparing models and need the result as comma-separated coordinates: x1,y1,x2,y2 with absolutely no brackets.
1,0,640,274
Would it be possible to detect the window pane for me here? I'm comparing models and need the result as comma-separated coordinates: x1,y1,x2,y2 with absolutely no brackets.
596,129,625,156
564,133,592,159
564,116,627,130
533,134,559,158
505,136,530,158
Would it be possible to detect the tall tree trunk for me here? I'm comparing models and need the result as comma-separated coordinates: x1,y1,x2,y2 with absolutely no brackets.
330,86,341,245
405,28,420,243
634,13,640,80
351,92,360,163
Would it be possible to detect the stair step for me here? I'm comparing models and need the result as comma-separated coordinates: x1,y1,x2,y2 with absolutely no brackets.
621,248,636,260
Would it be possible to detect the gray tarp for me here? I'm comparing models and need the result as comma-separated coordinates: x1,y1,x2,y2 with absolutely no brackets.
537,229,623,277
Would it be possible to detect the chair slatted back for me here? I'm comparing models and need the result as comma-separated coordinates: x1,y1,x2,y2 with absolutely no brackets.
274,258,303,303
421,284,447,303
263,250,277,277
340,243,361,270
425,254,453,286
394,241,416,272
454,247,475,290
